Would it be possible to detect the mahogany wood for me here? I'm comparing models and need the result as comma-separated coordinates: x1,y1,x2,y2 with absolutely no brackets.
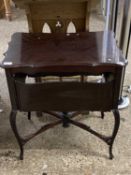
0,31,126,160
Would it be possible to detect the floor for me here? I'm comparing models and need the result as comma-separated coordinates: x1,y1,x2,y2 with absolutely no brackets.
0,8,131,175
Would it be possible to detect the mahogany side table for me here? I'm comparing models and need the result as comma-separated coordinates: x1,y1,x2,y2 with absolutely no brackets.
0,31,127,160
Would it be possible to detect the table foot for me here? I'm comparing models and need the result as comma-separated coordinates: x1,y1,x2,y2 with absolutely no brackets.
10,110,25,160
105,110,120,159
62,112,70,128
28,112,31,120
19,148,24,160
101,111,104,119
6,14,12,21
109,145,114,159
109,110,120,159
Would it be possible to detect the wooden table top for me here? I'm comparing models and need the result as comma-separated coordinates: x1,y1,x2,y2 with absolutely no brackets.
0,31,126,75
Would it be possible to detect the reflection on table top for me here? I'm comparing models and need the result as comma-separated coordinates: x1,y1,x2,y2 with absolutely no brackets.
0,31,126,74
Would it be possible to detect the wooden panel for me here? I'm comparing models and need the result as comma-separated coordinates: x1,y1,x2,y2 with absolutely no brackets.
30,2,87,19
31,18,86,33
15,80,114,111
13,0,89,8
25,1,89,32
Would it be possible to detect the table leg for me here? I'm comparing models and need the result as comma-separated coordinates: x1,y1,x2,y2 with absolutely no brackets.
10,110,24,160
35,77,43,117
67,110,120,159
28,112,31,120
62,112,70,128
3,0,11,21
9,110,120,159
101,111,104,119
108,110,120,159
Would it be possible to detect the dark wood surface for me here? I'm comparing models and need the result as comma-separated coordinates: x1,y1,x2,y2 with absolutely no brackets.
0,31,126,160
0,31,126,75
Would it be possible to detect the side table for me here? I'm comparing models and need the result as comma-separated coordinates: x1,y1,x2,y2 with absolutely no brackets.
0,31,127,160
